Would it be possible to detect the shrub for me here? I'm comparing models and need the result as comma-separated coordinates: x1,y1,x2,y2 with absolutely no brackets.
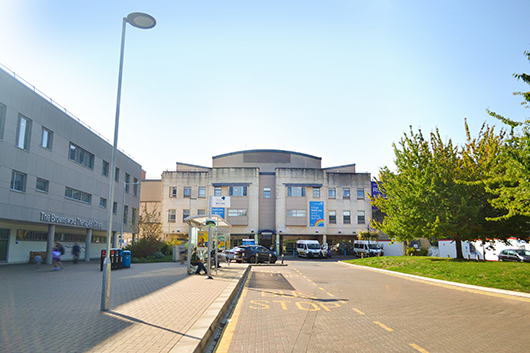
406,247,429,256
124,237,164,259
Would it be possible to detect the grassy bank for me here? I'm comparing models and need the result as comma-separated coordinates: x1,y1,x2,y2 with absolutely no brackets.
344,256,530,293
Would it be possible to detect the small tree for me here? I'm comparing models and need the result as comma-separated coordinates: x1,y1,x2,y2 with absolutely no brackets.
138,204,163,241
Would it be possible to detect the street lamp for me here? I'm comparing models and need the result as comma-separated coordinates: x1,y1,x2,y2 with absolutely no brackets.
102,12,156,312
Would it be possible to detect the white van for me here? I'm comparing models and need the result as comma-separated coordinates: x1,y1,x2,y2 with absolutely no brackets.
353,240,384,257
296,240,322,258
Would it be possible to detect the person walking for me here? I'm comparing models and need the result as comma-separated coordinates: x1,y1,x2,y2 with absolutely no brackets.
51,242,64,270
72,242,81,264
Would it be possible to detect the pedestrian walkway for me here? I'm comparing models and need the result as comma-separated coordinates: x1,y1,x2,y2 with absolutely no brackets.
0,260,249,353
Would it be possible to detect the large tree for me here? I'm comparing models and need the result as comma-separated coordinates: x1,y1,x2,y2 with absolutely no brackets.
371,122,528,259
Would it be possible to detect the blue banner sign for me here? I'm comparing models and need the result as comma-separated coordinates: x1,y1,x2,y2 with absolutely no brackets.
309,201,324,227
211,207,225,218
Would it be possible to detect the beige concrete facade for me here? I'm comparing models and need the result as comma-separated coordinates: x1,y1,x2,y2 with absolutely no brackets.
144,150,373,253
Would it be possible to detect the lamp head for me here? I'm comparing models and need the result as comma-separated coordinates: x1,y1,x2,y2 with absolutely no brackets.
126,12,157,29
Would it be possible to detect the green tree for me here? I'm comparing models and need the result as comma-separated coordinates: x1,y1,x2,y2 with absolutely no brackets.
486,50,530,219
138,204,163,241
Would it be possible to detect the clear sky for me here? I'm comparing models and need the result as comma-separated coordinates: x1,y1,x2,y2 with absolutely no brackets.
1,1,529,179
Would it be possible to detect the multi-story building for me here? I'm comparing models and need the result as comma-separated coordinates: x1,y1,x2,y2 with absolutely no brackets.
143,149,373,254
0,66,142,264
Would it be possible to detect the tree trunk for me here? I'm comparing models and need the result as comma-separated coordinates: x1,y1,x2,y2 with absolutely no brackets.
454,234,463,259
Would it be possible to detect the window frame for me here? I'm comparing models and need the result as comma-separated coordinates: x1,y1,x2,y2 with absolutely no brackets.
329,188,336,199
214,187,222,196
313,187,320,198
229,186,247,197
125,173,130,193
123,205,128,225
16,114,32,150
228,209,248,217
100,198,107,209
329,210,337,224
168,209,176,223
287,209,306,217
102,161,109,177
0,102,5,140
41,127,53,150
65,187,92,204
357,210,366,224
184,186,192,198
183,209,190,221
69,142,95,169
10,170,27,193
263,187,271,198
343,188,350,199
198,186,206,198
343,210,351,224
36,178,49,193
287,186,305,197
357,188,365,200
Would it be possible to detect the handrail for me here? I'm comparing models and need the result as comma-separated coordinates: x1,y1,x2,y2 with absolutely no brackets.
0,62,135,160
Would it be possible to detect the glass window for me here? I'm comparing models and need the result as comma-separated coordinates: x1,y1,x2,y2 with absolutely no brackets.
102,161,109,177
198,186,206,198
343,210,351,224
329,188,336,199
41,127,53,150
125,173,130,193
123,205,128,225
329,210,336,224
115,168,119,182
0,102,5,140
287,187,305,197
170,187,177,198
229,186,247,196
11,170,27,192
198,209,206,215
69,143,94,169
100,198,107,208
313,187,320,198
214,186,222,196
132,208,137,227
168,209,176,223
287,210,306,217
184,186,191,198
36,178,49,193
133,178,139,196
357,210,365,224
113,202,118,215
65,187,91,204
357,188,365,200
16,115,32,150
228,209,247,217
263,187,271,198
183,209,190,221
343,188,350,199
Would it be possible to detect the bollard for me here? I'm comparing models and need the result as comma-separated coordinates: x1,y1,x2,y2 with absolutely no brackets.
269,253,271,265
256,254,259,265
361,253,364,259
344,250,347,256
281,254,284,265
293,250,296,257
467,254,470,260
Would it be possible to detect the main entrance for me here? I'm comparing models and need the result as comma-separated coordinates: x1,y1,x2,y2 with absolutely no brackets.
0,229,9,262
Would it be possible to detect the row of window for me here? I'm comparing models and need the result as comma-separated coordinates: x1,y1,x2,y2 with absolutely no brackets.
169,186,248,198
15,230,106,243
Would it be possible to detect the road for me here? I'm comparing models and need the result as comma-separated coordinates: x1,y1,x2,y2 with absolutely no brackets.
214,257,530,353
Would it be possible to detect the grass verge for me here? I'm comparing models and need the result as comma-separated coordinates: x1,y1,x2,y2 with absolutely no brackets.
344,256,530,293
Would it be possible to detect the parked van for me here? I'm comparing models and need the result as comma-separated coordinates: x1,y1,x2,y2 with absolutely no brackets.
296,240,322,258
353,240,384,257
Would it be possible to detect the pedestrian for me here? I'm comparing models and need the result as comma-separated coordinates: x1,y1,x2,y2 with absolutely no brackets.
33,255,42,268
72,242,81,264
190,246,207,275
51,242,64,271
178,241,186,264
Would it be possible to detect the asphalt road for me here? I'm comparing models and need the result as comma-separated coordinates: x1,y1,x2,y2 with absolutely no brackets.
214,257,530,353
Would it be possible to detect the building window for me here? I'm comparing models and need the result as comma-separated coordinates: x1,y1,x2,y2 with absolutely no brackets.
168,209,176,223
287,210,306,217
16,230,48,241
198,186,206,198
343,210,351,224
198,209,206,215
113,202,118,215
36,178,49,193
133,178,139,196
357,188,365,200
125,173,130,193
343,188,350,199
10,170,27,192
16,115,32,150
214,187,222,196
263,187,271,198
123,205,128,225
329,188,336,199
115,168,119,182
100,198,107,208
184,187,191,198
41,127,53,150
65,187,91,204
132,208,137,227
102,161,109,177
0,102,5,140
228,209,247,217
183,209,190,221
357,210,365,224
329,210,337,224
229,186,247,196
287,186,305,197
170,187,177,197
313,187,320,198
69,143,94,169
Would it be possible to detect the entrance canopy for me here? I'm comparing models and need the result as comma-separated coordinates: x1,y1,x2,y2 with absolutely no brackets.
183,215,231,228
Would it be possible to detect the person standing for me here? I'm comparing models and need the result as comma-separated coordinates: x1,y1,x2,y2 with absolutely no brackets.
72,242,81,264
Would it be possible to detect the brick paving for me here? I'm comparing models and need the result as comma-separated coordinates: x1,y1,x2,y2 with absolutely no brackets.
0,260,248,353
216,258,530,353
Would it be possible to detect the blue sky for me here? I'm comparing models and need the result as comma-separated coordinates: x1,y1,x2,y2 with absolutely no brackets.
1,1,529,179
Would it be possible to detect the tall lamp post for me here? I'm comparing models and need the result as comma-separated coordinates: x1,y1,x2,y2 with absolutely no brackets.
102,12,156,311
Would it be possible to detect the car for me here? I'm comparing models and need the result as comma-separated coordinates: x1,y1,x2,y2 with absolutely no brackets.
221,247,240,262
498,249,530,262
234,245,277,264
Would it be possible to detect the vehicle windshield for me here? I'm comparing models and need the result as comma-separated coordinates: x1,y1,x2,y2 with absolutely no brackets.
368,244,381,249
307,244,321,249
515,250,530,256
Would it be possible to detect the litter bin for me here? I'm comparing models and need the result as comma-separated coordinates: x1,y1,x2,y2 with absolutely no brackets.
122,250,131,268
110,248,122,270
100,249,106,271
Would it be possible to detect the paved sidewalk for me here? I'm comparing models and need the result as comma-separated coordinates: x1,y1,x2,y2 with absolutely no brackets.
0,260,249,353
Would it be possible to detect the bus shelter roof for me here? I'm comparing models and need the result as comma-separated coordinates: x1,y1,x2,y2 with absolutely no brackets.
183,215,231,228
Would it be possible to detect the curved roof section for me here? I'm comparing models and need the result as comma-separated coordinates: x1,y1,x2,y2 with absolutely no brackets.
212,149,322,172
212,149,321,161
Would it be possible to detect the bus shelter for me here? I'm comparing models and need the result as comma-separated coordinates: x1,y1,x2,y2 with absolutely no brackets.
184,215,231,277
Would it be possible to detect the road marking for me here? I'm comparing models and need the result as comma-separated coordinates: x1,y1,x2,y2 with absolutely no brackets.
216,286,248,353
326,292,334,297
319,287,325,291
273,300,291,310
352,308,365,315
410,343,429,352
374,321,393,331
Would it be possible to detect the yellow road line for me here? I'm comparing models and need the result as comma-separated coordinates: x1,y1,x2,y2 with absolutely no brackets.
318,287,325,291
352,308,365,315
374,321,393,332
410,343,429,353
215,283,248,352
326,292,334,297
